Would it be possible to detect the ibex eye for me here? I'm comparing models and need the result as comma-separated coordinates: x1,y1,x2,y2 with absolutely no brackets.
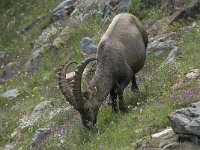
83,91,89,99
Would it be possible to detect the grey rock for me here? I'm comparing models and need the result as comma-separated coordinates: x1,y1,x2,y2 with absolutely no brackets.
105,0,131,13
148,128,200,149
19,101,54,128
152,128,173,138
80,37,97,59
4,142,16,150
160,46,180,67
147,32,181,67
162,141,200,149
0,78,5,83
118,0,132,13
143,18,157,27
162,142,180,149
30,128,51,149
2,62,21,79
147,32,178,54
0,51,6,67
69,0,105,25
2,89,19,99
25,44,50,67
0,51,6,58
33,21,62,50
174,0,192,7
52,0,77,18
17,17,41,34
160,0,175,12
33,101,54,113
168,102,200,136
101,0,131,25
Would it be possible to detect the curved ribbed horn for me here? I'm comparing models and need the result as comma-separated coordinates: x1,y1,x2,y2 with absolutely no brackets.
58,62,78,107
72,58,97,108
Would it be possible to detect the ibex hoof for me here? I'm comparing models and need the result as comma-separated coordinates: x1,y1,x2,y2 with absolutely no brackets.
131,86,139,92
119,105,128,113
112,107,118,113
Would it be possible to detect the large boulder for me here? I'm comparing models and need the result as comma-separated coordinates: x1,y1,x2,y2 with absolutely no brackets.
168,101,200,136
136,127,200,149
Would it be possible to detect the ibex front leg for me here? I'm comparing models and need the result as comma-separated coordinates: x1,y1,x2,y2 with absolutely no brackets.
117,68,133,113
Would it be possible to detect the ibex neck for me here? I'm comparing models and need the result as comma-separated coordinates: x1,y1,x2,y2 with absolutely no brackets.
90,71,113,101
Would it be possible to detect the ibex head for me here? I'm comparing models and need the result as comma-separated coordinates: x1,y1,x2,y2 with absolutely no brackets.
58,58,100,128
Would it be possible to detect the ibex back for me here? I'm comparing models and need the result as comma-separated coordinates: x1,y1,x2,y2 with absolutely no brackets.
58,13,148,128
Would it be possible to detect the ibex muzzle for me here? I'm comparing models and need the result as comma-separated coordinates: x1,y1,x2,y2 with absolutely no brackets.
58,13,148,128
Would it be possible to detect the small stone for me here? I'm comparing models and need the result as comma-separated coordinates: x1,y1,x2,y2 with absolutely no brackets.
52,0,77,19
10,128,21,142
16,17,41,34
0,51,6,58
0,78,5,83
186,69,200,79
33,101,54,113
80,37,97,59
4,142,16,150
152,128,173,138
118,0,132,13
2,89,19,99
160,46,180,67
162,142,181,149
53,37,65,48
25,44,50,67
3,62,20,78
30,128,51,149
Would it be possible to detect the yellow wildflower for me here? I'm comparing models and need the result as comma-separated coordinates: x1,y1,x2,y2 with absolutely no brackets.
33,87,38,92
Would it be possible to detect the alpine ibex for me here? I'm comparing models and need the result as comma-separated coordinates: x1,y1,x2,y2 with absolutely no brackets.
58,13,148,128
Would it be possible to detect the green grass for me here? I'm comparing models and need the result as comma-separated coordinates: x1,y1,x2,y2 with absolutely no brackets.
1,0,200,149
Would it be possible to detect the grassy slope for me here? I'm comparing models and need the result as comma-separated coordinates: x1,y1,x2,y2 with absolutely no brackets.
0,0,200,149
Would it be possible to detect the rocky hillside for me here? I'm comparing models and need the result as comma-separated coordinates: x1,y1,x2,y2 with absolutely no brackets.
0,0,200,149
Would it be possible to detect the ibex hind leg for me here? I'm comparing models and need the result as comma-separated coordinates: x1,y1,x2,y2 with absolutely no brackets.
110,87,118,113
117,68,133,113
131,74,139,92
